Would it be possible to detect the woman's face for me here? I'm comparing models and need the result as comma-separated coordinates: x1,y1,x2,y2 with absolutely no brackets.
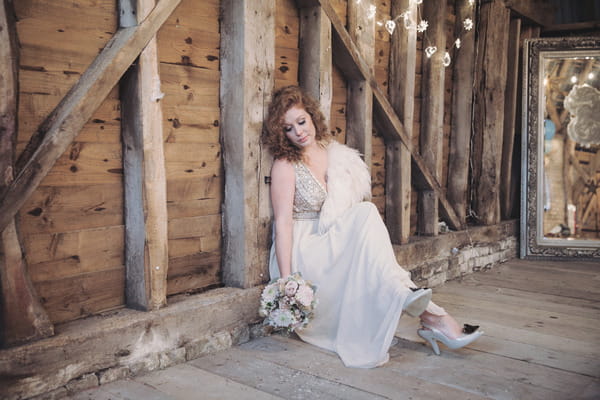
282,105,316,149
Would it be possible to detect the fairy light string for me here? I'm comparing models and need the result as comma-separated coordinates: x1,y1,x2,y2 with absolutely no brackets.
375,0,476,68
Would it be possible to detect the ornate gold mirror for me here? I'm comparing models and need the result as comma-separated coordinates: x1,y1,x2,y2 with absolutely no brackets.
521,37,600,259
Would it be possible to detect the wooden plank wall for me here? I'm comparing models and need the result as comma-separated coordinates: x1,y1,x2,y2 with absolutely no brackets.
15,0,125,324
12,0,224,325
157,0,222,296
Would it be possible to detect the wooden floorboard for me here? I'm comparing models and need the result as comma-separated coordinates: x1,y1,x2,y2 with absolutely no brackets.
70,259,599,400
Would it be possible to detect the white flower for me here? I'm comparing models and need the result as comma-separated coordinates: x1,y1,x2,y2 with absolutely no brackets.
270,309,295,328
416,20,428,33
463,18,473,31
261,283,279,303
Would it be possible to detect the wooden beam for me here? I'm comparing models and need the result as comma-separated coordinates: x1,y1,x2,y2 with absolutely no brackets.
346,0,374,168
220,0,275,288
448,0,476,225
418,0,447,236
503,0,555,28
0,0,182,234
299,4,333,123
120,0,169,310
472,0,510,225
0,0,53,347
386,0,417,244
317,0,463,231
500,18,522,220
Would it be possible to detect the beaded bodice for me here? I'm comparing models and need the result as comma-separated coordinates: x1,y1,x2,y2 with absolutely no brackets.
293,162,327,220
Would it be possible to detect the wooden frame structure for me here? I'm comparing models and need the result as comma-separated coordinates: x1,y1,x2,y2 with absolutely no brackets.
0,0,534,349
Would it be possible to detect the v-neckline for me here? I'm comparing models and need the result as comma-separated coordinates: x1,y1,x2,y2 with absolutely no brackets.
300,161,328,194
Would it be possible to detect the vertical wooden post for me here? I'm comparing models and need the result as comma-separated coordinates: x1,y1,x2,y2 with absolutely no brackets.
448,0,476,225
220,0,275,288
386,0,417,244
346,0,374,168
120,0,169,310
472,0,510,225
299,5,333,124
418,0,447,235
0,0,53,346
500,18,522,220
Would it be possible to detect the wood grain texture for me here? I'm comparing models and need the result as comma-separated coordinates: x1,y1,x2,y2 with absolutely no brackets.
447,0,476,225
220,0,275,288
386,0,417,243
0,0,53,347
472,0,510,225
418,0,447,236
346,0,374,169
0,0,182,234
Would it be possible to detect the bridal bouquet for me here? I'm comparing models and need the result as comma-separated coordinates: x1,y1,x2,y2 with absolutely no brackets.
259,273,317,333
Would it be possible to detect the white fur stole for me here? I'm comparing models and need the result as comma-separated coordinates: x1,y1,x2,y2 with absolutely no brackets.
318,141,371,234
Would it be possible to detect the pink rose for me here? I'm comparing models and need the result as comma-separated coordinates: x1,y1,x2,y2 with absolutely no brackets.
284,280,299,296
295,284,314,306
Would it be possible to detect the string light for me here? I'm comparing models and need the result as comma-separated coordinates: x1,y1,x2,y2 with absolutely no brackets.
377,0,477,68
571,76,578,84
588,72,595,80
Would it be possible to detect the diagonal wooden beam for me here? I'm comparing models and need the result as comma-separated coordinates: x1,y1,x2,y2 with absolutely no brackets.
0,0,181,233
316,0,463,231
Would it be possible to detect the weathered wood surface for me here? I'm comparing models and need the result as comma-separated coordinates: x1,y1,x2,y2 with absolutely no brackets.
0,0,182,234
345,0,374,169
220,0,275,288
418,0,447,236
120,0,169,311
71,259,599,400
471,0,510,225
0,0,53,346
386,0,417,244
500,18,521,220
0,286,262,400
299,4,332,124
448,0,476,225
316,0,463,231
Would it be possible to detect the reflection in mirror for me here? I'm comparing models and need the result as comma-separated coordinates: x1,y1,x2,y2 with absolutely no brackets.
542,55,600,241
521,37,600,259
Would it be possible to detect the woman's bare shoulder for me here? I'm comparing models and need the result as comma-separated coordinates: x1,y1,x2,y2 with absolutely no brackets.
271,158,295,177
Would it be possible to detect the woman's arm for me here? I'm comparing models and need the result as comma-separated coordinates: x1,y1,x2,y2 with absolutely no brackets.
270,158,296,278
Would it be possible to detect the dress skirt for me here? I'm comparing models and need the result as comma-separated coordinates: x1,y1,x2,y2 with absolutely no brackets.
269,201,445,368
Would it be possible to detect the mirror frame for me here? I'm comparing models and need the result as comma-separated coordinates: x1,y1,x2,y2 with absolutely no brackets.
521,36,600,260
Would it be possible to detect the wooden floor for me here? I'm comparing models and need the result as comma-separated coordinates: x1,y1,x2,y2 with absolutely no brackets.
71,259,600,400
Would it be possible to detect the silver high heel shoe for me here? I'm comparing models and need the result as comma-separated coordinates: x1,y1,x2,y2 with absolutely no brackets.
417,323,483,355
403,288,432,317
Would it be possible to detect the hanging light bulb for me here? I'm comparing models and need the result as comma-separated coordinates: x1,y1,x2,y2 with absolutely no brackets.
588,72,595,80
443,51,451,67
463,18,473,31
384,19,396,35
455,38,461,49
468,0,475,5
425,46,437,58
571,76,578,84
414,0,423,4
543,77,548,86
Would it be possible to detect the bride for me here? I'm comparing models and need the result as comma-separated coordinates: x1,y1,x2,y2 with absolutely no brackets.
263,85,482,368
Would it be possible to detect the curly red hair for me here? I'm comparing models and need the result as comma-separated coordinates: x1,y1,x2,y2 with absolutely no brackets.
263,85,331,162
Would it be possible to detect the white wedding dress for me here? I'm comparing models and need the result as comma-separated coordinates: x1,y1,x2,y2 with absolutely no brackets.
268,150,446,368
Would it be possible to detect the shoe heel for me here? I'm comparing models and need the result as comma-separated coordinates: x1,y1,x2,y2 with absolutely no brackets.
418,329,441,355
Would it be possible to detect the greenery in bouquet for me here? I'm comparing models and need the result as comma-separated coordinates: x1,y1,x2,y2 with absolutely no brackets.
259,272,317,333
